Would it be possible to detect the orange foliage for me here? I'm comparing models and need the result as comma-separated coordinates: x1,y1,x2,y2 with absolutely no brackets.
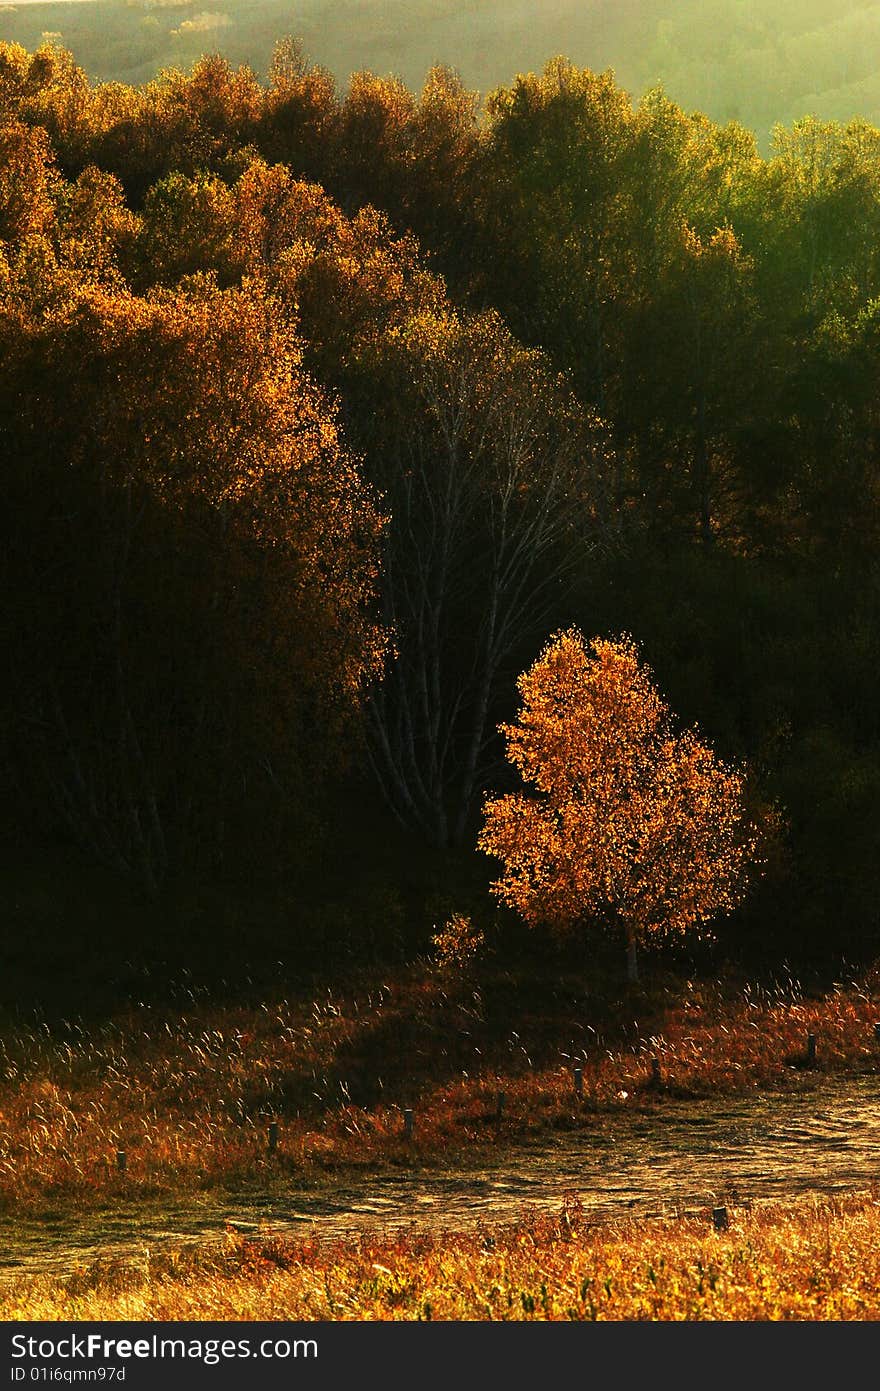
480,631,758,971
0,120,58,243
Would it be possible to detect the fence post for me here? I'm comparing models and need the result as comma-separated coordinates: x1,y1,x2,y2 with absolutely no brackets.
267,1121,279,1153
573,1067,584,1098
116,1149,126,1173
806,1033,817,1067
712,1206,728,1231
404,1107,414,1139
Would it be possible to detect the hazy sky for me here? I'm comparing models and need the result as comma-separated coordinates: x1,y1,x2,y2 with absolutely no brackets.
3,0,880,147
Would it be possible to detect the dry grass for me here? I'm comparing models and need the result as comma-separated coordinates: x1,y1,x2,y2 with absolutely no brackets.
6,1191,880,1320
1,962,879,1213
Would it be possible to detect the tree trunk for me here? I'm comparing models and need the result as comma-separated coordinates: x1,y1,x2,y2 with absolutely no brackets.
695,389,713,549
626,928,639,985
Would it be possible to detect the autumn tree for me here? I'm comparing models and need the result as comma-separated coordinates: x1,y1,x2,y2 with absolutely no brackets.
404,66,481,269
770,117,880,310
133,170,238,287
479,631,757,981
0,119,58,243
0,273,384,890
52,165,139,281
262,37,338,181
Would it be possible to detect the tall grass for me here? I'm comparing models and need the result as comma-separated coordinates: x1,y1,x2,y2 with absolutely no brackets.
1,964,878,1212
6,1191,880,1320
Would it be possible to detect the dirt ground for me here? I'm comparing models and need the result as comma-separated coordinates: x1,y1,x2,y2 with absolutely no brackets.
3,1074,878,1282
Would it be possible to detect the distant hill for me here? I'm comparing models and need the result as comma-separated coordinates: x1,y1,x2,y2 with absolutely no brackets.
4,0,880,146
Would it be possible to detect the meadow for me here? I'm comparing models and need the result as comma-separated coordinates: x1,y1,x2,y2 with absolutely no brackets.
2,959,878,1215
6,1190,880,1320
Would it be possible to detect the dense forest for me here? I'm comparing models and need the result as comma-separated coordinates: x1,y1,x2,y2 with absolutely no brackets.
7,0,880,147
2,35,880,997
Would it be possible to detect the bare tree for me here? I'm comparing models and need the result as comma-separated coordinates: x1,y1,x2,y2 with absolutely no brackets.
365,309,612,845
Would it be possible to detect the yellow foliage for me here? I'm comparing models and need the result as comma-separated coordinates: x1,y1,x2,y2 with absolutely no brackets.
8,1193,880,1321
430,914,485,973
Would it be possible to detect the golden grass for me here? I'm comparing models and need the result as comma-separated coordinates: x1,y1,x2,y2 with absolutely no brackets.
1,963,878,1213
6,1191,880,1320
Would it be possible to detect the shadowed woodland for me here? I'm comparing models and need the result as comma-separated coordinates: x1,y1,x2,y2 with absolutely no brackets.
3,38,880,1003
4,32,880,1323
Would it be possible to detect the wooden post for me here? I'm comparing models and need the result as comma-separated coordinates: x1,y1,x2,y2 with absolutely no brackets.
404,1107,414,1139
806,1033,817,1066
573,1067,583,1098
267,1121,279,1153
116,1149,126,1173
651,1057,661,1085
873,1022,880,1043
712,1206,728,1231
495,1090,506,1120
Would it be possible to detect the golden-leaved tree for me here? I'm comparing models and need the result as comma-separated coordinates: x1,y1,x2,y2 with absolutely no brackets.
479,631,758,981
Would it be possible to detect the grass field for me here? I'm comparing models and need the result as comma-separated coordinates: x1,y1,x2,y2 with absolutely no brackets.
4,942,879,1322
2,960,878,1215
5,1190,880,1320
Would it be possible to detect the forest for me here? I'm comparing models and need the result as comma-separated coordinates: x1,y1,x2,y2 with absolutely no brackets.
4,28,880,1329
2,35,879,994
